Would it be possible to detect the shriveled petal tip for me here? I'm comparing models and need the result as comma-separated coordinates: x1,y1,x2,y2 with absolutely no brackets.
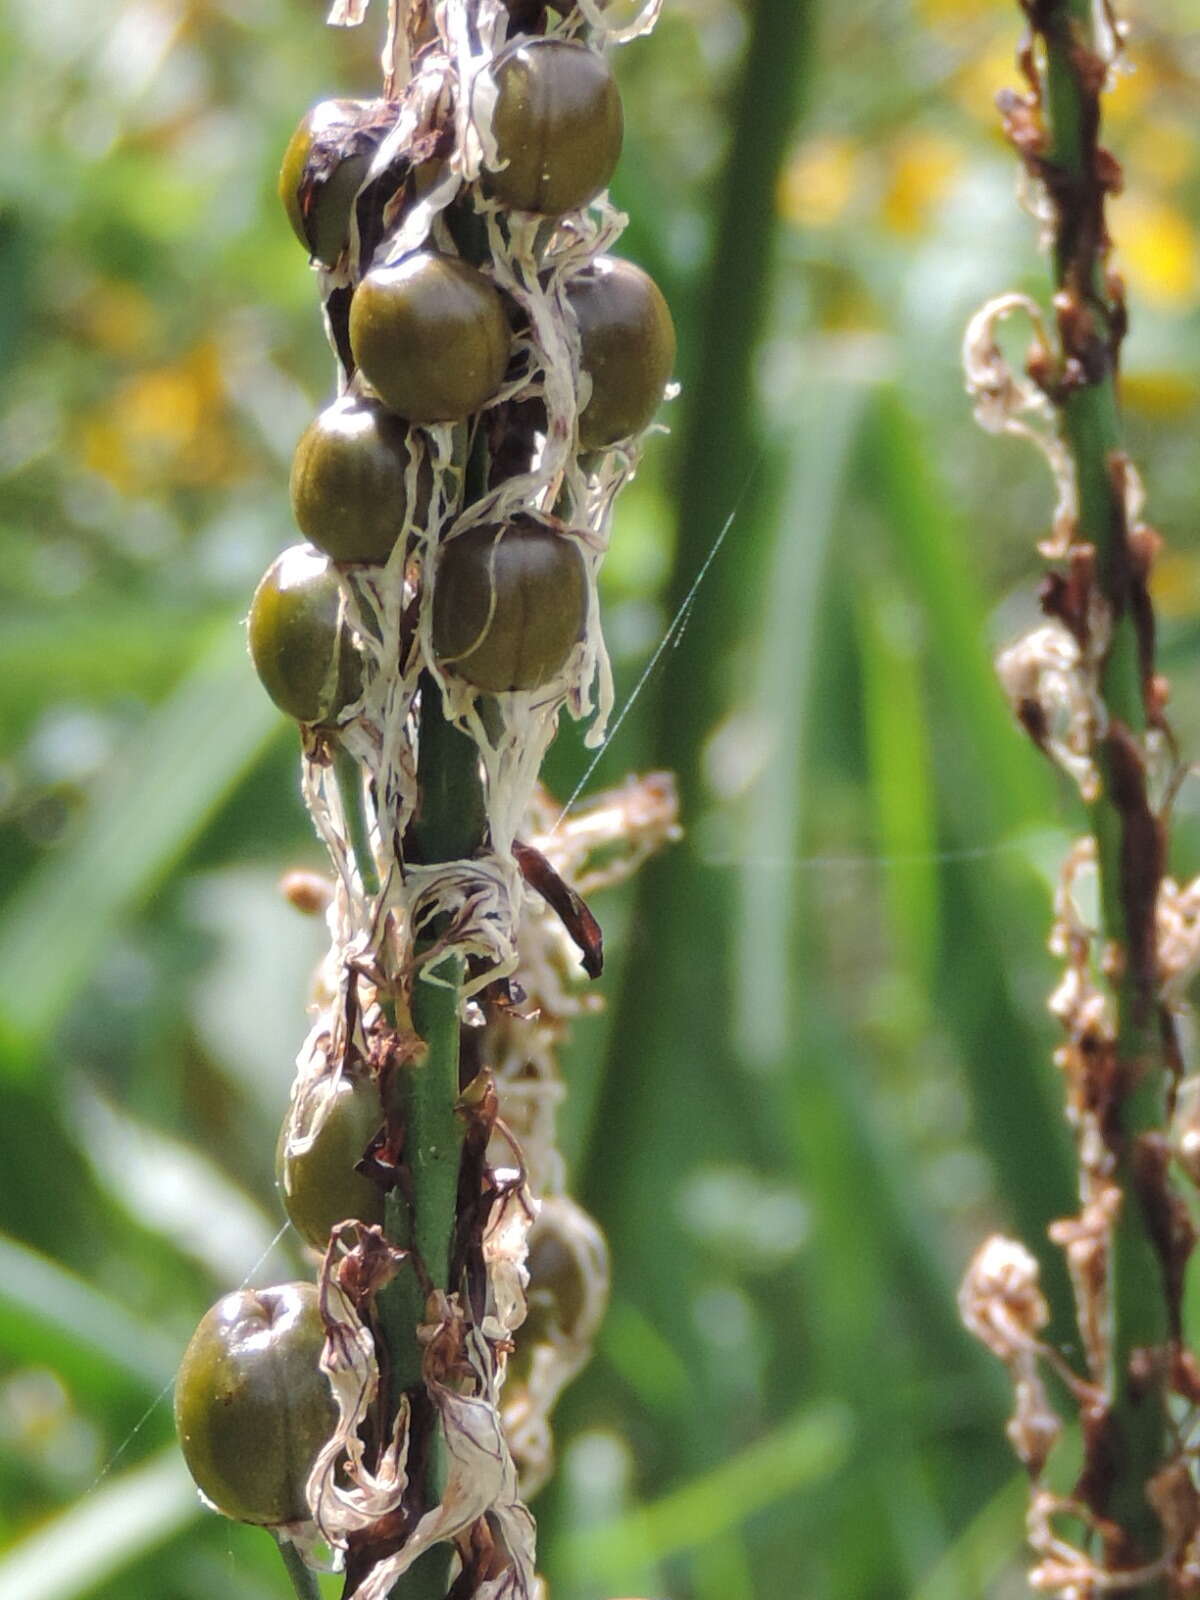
575,0,664,45
962,292,1078,555
328,0,370,25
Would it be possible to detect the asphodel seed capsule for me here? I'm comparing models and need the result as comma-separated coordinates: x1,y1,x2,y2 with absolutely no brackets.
247,545,362,725
277,1070,385,1250
174,1282,336,1526
432,517,588,693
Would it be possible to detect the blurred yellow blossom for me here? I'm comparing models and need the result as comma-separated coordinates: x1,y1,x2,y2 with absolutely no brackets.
1121,370,1199,418
79,341,245,495
881,132,962,235
778,136,860,229
1110,193,1198,308
951,35,1020,125
1103,58,1156,129
916,0,995,21
73,279,161,360
1123,116,1196,190
1151,552,1200,620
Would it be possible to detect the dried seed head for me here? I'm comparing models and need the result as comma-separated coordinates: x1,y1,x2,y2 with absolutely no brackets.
962,292,1078,555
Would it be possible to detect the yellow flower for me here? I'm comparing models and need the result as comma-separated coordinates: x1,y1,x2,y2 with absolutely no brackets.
75,279,160,359
1152,553,1200,621
880,132,961,235
778,136,859,229
1110,194,1197,309
78,342,244,494
1121,370,1199,418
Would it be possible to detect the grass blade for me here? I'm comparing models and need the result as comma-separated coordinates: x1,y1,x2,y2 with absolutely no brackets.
556,1401,852,1588
0,1446,199,1600
0,1230,178,1391
0,626,282,1070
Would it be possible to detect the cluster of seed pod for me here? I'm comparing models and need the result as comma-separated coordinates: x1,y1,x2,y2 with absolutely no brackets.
247,4,673,735
175,0,670,1588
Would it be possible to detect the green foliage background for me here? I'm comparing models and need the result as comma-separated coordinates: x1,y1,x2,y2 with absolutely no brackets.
2,0,1200,1595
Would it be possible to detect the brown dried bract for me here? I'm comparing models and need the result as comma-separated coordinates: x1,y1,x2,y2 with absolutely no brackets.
1103,723,1162,1018
513,839,604,979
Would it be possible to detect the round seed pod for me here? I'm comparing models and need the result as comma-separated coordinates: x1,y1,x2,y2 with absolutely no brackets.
290,396,429,564
277,1072,385,1251
248,545,362,725
432,517,588,693
485,39,622,215
174,1282,336,1527
568,256,676,448
349,252,511,424
278,100,381,266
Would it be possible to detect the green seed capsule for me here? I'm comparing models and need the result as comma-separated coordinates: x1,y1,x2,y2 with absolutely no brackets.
486,39,623,216
248,546,362,725
569,256,676,449
432,518,588,693
278,100,380,266
277,1072,385,1251
349,252,512,424
174,1282,336,1527
290,396,429,564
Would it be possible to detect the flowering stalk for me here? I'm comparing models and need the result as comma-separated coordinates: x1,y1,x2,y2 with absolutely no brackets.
175,2,678,1597
960,3,1199,1595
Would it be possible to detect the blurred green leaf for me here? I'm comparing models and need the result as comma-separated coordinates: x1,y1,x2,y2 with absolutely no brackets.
0,627,281,1071
911,1473,1027,1600
0,610,207,729
557,1401,853,1587
70,1079,287,1285
0,1231,177,1392
733,376,870,1068
853,567,939,992
0,1446,198,1600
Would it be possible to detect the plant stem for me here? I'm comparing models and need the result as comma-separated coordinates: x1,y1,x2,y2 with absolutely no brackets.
335,746,381,899
402,672,486,1302
410,672,488,867
275,1534,324,1600
1033,0,1170,1582
370,674,484,1600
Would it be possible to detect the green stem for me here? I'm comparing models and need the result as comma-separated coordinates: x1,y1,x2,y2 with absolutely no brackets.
1035,1,1169,1584
371,675,484,1600
275,1534,323,1600
404,955,466,1290
334,746,381,900
375,949,466,1400
411,672,488,865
